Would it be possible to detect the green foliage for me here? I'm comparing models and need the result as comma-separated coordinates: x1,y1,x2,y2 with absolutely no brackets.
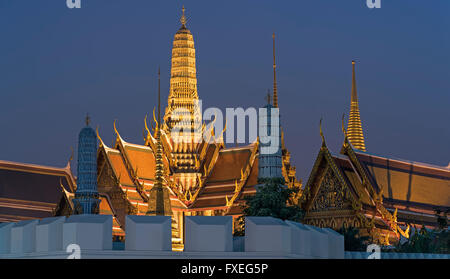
337,226,370,252
243,178,304,222
392,226,449,254
435,209,448,230
233,178,304,236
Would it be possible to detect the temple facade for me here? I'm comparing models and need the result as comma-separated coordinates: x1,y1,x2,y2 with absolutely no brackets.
300,62,450,245
69,7,301,250
2,7,447,251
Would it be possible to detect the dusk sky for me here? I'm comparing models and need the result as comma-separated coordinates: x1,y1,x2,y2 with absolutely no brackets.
0,0,449,182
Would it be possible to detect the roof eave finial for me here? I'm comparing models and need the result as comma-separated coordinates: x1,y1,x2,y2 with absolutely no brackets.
180,5,187,27
319,117,326,147
341,113,348,138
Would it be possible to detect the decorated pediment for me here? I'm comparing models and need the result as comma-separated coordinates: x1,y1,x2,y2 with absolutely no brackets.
310,167,353,212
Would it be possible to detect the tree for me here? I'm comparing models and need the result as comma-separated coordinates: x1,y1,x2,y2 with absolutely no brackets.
392,225,449,254
435,209,448,231
337,226,370,252
234,178,303,236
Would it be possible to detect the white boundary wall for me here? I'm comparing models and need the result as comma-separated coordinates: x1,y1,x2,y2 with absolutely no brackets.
0,216,447,259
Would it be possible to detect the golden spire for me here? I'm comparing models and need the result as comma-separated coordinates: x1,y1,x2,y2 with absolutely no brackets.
347,61,366,151
180,5,187,27
163,6,201,180
272,33,278,108
147,68,172,216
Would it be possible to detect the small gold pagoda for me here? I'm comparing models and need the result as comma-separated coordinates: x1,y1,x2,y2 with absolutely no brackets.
347,61,366,151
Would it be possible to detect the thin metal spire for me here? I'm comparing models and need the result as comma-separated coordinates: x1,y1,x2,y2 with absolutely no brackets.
265,89,271,105
351,60,357,103
180,5,187,27
85,113,90,126
158,66,161,130
272,32,278,108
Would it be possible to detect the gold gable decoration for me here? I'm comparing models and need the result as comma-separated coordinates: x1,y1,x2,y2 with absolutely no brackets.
311,168,351,212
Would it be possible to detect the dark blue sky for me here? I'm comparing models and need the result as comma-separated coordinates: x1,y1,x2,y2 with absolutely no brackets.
0,0,449,181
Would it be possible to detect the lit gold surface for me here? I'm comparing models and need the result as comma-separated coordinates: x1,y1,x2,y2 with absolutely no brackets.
347,61,366,151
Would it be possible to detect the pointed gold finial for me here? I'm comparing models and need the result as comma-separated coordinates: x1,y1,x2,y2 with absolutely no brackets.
319,117,326,146
180,5,187,27
341,113,347,137
69,146,74,162
144,114,153,141
113,119,118,135
96,126,107,148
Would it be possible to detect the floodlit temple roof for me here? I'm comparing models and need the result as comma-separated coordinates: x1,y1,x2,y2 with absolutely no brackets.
353,151,450,209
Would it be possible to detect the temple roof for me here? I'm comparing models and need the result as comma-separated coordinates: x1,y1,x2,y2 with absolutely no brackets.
353,151,450,209
302,137,450,235
190,144,258,210
98,194,124,236
0,160,75,222
207,147,252,182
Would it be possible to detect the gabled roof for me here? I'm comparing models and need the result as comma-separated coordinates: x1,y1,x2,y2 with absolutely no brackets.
207,147,253,182
333,155,373,206
121,143,156,180
190,144,258,210
301,143,362,212
353,151,450,209
304,125,449,237
98,194,124,236
106,149,135,186
111,124,170,181
97,123,263,214
0,160,75,222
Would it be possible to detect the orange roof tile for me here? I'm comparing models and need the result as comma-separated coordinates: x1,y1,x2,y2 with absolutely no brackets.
107,151,134,185
244,157,259,187
123,145,156,180
207,149,251,182
99,196,114,215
